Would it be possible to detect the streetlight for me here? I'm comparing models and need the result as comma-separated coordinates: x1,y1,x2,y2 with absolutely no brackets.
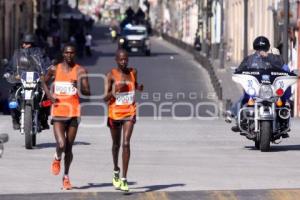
244,0,248,57
219,0,224,69
283,0,289,64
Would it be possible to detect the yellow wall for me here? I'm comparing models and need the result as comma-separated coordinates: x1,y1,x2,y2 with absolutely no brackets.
225,0,276,64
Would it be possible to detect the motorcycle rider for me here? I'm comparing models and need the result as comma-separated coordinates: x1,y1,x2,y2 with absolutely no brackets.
226,36,290,133
3,33,51,130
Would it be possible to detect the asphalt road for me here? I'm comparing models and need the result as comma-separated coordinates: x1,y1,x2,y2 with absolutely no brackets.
1,25,300,200
78,25,216,117
1,116,300,199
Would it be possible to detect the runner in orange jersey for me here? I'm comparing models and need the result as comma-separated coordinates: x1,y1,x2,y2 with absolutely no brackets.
104,49,143,192
42,43,90,190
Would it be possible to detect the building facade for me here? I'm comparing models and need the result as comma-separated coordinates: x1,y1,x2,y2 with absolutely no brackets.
224,0,278,64
0,0,35,60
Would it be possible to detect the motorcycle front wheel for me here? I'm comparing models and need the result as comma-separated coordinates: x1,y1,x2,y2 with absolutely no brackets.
254,141,260,149
259,121,272,152
24,105,33,149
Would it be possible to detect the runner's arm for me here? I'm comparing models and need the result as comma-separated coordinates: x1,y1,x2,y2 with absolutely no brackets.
133,69,143,91
104,72,114,102
78,67,90,96
41,65,56,103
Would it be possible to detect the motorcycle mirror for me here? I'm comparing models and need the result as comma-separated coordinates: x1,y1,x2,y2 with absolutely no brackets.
291,69,299,76
0,58,8,67
0,133,9,143
231,66,237,72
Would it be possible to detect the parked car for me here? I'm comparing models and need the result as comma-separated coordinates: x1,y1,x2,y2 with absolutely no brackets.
118,24,151,56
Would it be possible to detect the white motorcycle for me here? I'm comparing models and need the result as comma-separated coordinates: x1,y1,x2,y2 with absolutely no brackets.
232,68,298,151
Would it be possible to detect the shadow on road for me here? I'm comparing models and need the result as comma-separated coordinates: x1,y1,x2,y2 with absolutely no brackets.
132,183,185,192
35,141,91,149
73,181,137,190
95,51,179,58
245,144,300,152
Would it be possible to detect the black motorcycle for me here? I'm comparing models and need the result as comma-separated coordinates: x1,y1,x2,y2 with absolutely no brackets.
5,49,51,149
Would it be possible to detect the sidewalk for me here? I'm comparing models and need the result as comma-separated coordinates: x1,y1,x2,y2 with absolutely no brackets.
211,59,243,109
159,32,243,109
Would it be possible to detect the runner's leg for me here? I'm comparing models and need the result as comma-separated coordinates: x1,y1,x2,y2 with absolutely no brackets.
110,126,122,171
121,121,134,178
53,121,67,159
64,125,78,175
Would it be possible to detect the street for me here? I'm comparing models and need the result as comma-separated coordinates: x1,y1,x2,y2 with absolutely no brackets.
78,25,216,118
1,25,300,199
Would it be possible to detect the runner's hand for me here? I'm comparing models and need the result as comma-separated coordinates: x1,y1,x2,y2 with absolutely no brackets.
48,94,58,103
72,80,78,88
137,84,144,92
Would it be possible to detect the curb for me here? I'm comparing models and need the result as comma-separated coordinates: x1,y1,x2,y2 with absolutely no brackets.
160,33,223,101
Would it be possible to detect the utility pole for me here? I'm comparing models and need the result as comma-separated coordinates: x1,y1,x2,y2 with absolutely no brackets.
283,0,289,64
197,0,201,31
296,0,300,117
76,0,79,10
219,0,224,69
243,0,248,57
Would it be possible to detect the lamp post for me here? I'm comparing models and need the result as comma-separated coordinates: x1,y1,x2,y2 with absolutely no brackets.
219,0,224,69
243,0,248,57
283,0,289,64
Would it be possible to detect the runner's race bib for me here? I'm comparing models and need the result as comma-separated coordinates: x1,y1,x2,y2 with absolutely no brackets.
115,91,135,105
54,81,77,95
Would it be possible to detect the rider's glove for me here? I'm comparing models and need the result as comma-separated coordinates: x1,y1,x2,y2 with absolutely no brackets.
3,73,10,79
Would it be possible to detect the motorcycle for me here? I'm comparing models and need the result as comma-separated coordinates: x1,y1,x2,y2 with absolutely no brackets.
232,67,298,152
109,27,118,42
5,49,51,149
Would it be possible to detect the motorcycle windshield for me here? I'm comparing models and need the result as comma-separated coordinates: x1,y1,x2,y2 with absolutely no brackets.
233,68,297,97
12,49,43,76
234,68,297,84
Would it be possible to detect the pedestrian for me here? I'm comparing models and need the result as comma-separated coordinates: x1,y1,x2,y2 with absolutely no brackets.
104,49,143,192
75,30,86,58
42,43,90,190
85,32,92,57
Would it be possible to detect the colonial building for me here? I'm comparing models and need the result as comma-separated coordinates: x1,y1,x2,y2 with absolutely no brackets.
0,0,35,60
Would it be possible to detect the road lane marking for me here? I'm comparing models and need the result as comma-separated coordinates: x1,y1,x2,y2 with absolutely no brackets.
143,192,169,200
268,189,300,200
210,191,238,200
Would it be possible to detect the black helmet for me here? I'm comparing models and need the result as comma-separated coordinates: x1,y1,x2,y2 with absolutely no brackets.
22,34,36,44
253,36,270,51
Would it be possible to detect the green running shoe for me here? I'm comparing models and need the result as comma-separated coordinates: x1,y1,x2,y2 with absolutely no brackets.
120,178,129,192
112,170,121,189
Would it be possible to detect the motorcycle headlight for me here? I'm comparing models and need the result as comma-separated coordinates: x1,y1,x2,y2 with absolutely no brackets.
259,85,273,99
9,101,18,109
246,87,256,97
119,38,125,44
145,39,150,46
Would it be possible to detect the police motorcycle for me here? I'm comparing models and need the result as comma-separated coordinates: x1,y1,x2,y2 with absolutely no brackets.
232,67,298,152
4,49,51,149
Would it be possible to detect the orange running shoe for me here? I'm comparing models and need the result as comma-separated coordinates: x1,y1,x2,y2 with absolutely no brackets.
51,159,61,175
62,176,72,190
